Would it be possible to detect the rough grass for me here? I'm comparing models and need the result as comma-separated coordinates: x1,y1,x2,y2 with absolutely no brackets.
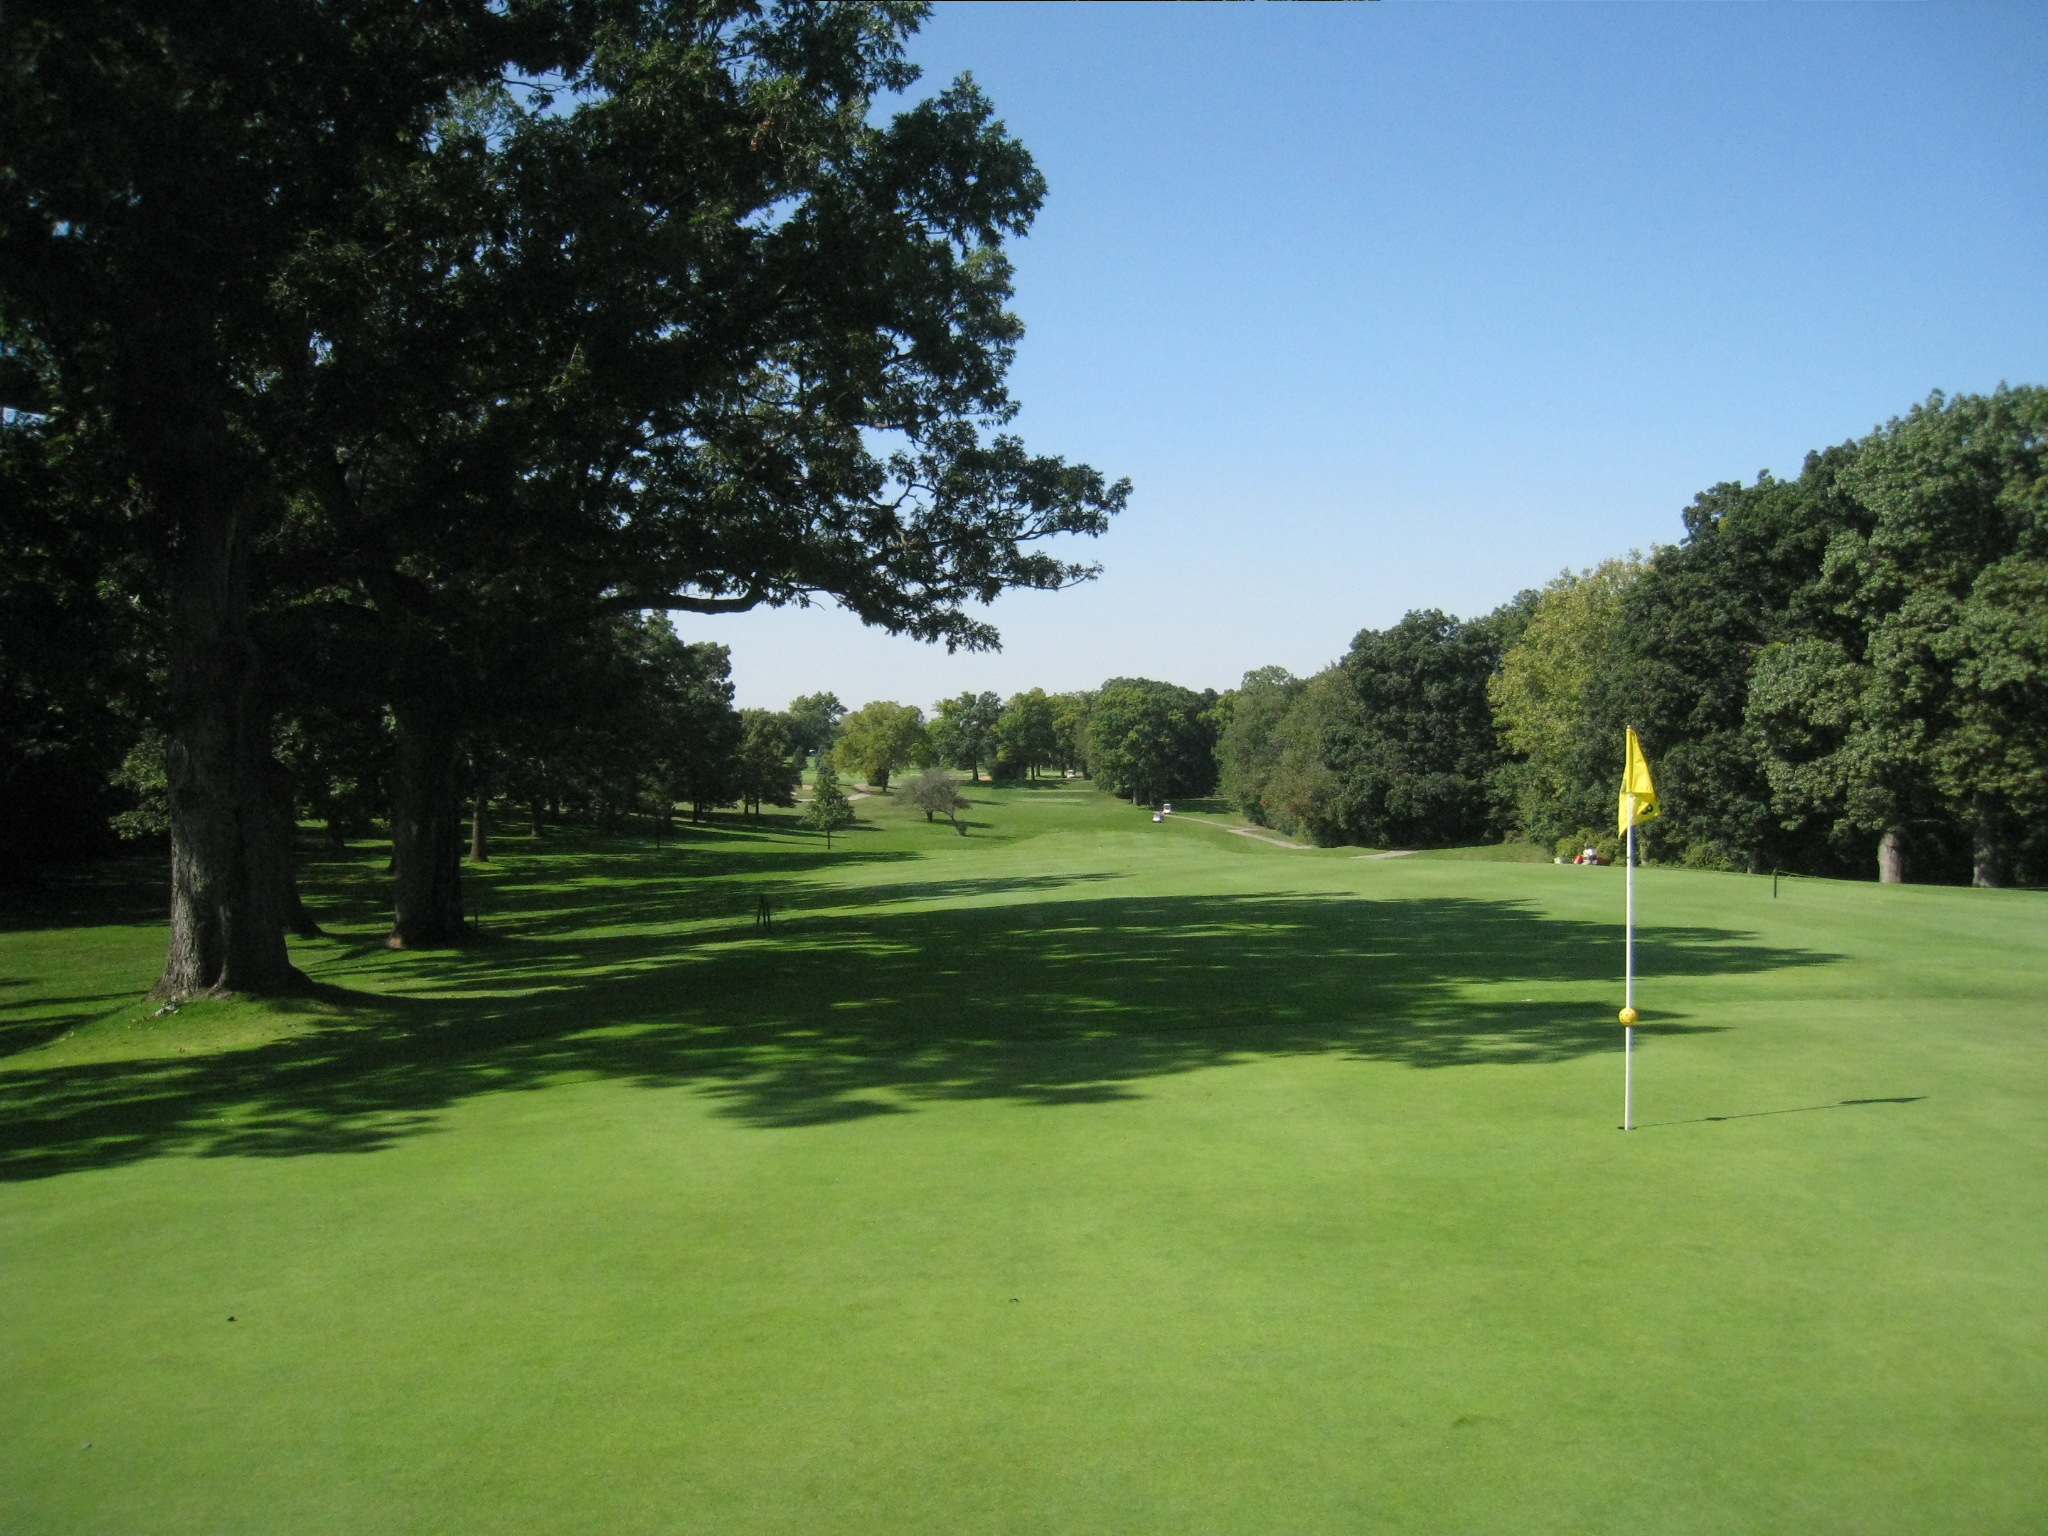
3,784,2045,1533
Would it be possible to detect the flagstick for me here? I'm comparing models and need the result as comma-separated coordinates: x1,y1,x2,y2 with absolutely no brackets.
1624,799,1635,1132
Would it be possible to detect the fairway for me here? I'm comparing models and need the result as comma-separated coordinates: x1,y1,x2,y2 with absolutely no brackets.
4,786,2045,1534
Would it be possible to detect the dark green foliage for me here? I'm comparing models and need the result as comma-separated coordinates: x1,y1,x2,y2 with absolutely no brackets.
993,688,1059,779
1050,692,1092,776
646,633,744,824
734,711,801,819
1491,386,2047,885
930,691,1001,781
784,693,847,764
1587,460,1869,875
0,2,1124,982
799,753,856,849
1216,667,1309,828
1086,679,1219,805
1823,388,2048,884
0,411,151,864
1317,609,1517,849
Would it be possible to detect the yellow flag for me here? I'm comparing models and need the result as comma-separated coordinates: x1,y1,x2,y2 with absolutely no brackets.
1618,727,1659,835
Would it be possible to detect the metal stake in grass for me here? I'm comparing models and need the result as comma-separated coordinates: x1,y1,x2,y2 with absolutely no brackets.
1618,729,1659,1131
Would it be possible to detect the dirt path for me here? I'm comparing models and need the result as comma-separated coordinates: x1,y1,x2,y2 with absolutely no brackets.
1174,816,1311,850
1228,825,1311,849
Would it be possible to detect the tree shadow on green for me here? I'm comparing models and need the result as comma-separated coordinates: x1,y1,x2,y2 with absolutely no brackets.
1,853,168,931
0,886,1838,1180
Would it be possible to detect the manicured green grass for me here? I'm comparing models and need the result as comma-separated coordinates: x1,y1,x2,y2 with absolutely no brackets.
1407,840,1558,862
4,784,2046,1533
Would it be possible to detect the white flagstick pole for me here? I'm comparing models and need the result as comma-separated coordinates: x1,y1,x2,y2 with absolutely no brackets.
1624,798,1636,1132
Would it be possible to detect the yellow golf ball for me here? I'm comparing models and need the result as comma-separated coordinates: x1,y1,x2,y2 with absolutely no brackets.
1618,1007,1638,1026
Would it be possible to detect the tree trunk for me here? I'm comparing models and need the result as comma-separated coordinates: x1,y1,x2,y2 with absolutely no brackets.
389,693,467,947
1877,827,1905,884
469,787,489,863
529,798,545,838
264,758,324,940
156,500,302,997
1971,793,2002,888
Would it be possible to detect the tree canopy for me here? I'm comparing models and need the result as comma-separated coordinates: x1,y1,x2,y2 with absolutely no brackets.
929,691,1001,781
1086,679,1218,805
1,1,1126,989
834,701,930,791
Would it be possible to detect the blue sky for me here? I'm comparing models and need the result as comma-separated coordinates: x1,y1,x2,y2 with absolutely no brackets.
698,0,2048,711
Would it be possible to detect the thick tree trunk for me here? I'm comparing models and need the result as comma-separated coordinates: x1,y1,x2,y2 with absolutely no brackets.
1877,827,1905,884
157,502,301,997
1971,793,2002,888
469,787,489,863
389,694,467,947
266,758,324,939
529,796,545,838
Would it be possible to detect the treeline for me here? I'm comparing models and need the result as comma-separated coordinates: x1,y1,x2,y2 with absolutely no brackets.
0,4,1125,993
814,678,1223,806
1218,387,2048,885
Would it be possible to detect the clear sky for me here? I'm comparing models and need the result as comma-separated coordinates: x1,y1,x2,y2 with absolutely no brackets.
696,0,2048,712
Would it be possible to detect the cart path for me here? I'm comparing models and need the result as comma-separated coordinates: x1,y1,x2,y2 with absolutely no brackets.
1174,816,1312,850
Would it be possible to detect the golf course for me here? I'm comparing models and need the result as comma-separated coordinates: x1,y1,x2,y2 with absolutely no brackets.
4,782,2044,1534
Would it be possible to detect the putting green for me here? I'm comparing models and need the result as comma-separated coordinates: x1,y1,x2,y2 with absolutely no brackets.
4,786,2045,1533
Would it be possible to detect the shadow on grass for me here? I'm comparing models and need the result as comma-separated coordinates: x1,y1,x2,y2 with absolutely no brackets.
0,870,1842,1180
1,852,168,932
1646,1095,1926,1129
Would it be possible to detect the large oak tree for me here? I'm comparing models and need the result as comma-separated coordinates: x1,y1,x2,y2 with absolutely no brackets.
2,1,1126,981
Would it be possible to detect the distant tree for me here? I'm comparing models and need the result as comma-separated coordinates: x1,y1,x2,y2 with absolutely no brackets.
650,635,744,824
1833,387,2048,885
1260,670,1351,841
1585,461,1868,875
1217,666,1306,825
905,766,971,834
1489,559,1641,846
1747,387,2048,884
1744,636,1927,882
785,693,847,765
1086,678,1219,804
834,701,930,791
801,754,857,850
1051,692,1093,775
995,688,1059,778
1321,609,1514,848
930,690,1001,780
735,711,802,818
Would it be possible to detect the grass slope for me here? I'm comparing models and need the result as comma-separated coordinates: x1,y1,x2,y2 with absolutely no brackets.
3,785,2045,1534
